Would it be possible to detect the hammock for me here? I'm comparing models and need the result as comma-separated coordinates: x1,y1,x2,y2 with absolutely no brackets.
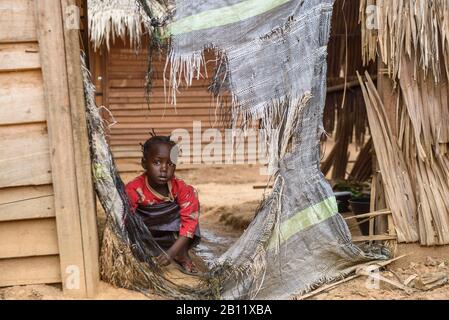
85,0,390,300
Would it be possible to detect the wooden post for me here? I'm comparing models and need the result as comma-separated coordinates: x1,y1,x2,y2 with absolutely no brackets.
373,57,396,235
62,0,100,297
34,0,99,297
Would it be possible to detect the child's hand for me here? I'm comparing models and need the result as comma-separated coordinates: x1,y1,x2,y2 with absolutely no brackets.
156,253,172,266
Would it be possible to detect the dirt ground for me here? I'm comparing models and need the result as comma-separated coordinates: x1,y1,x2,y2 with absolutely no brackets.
2,161,449,300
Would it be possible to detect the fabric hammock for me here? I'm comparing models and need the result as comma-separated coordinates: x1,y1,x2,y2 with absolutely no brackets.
85,0,390,300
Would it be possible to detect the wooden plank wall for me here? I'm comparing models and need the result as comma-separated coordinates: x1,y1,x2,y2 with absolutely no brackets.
98,37,259,173
0,0,61,286
0,0,99,296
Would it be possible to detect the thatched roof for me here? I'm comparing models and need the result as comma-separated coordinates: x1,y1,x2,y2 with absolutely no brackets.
87,0,170,50
360,0,449,82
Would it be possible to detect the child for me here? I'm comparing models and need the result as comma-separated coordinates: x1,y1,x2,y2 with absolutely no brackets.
125,135,201,274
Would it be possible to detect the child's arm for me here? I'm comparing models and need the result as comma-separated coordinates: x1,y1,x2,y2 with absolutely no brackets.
157,236,191,266
157,180,200,265
124,184,140,212
177,182,200,239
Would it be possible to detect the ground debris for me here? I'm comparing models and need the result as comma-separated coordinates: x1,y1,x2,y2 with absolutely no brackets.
409,272,448,291
425,256,439,267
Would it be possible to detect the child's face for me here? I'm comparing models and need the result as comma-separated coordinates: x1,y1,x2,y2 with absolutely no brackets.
145,143,176,186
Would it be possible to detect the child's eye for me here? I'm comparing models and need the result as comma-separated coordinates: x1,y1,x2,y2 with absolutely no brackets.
153,160,160,165
168,162,176,167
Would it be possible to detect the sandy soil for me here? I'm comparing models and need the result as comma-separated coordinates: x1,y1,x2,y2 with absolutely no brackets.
2,162,449,300
0,282,161,300
310,253,449,300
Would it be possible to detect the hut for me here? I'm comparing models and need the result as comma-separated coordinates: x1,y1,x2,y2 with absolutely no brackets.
1,0,449,298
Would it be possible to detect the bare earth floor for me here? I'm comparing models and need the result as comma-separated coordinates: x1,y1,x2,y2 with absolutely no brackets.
2,164,449,300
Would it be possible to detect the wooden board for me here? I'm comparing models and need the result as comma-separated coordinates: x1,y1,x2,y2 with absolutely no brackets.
352,235,397,242
0,0,37,43
0,123,52,188
35,0,88,297
61,0,100,297
0,184,53,204
0,255,61,287
0,218,59,259
0,184,54,223
0,42,40,71
0,70,46,125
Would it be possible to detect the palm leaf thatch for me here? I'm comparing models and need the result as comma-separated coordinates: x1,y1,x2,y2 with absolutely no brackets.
88,0,171,50
360,0,449,82
359,0,449,245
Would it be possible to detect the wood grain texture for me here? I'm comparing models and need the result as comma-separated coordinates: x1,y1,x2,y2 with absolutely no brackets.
0,218,59,259
61,0,100,297
0,0,37,43
0,70,46,125
0,42,40,71
0,123,52,188
35,0,87,296
0,255,61,287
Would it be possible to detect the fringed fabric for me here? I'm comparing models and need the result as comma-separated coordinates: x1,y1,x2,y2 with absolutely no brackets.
164,0,389,299
88,0,170,50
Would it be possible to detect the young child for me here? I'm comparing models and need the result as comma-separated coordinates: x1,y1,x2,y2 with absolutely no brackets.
125,135,200,273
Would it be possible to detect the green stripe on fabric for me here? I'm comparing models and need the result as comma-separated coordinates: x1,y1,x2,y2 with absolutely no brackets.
268,197,338,250
169,0,291,36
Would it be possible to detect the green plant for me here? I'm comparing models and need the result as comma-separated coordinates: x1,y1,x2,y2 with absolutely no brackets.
332,180,370,199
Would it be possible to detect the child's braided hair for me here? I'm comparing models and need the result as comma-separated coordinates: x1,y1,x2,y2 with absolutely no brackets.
140,130,177,169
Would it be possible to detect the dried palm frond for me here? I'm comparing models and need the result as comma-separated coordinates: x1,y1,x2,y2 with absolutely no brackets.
360,0,449,82
357,71,419,243
88,0,171,50
359,1,449,245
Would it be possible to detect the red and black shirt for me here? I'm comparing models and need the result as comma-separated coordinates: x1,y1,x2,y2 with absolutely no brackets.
125,174,200,239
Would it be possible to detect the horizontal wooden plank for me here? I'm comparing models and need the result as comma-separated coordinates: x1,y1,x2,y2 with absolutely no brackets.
111,136,259,149
109,79,211,88
110,138,239,146
110,109,220,117
113,116,220,123
0,70,46,125
0,0,37,43
108,52,148,60
0,42,40,71
352,235,397,242
115,159,234,173
0,184,53,204
0,218,59,259
108,123,246,131
0,123,52,188
111,122,223,129
112,151,260,160
109,128,230,136
0,255,61,287
108,88,211,98
0,195,54,222
344,209,391,221
108,97,214,104
108,103,219,110
108,73,149,79
108,60,149,66
0,184,54,222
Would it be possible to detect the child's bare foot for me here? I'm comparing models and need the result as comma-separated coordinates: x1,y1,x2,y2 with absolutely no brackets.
174,255,199,274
